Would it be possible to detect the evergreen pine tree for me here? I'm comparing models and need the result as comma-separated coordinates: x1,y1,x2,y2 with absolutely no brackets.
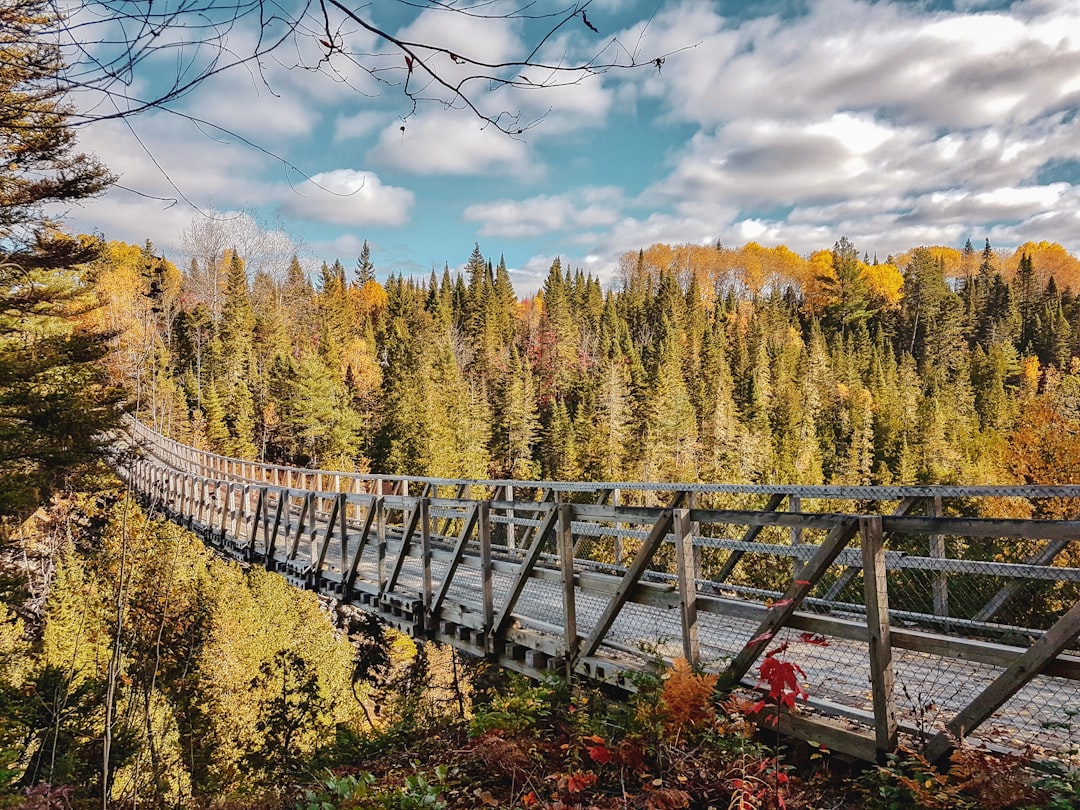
819,237,873,338
217,251,258,457
579,352,631,482
1013,252,1039,352
543,397,577,480
0,0,120,526
638,326,699,482
355,240,375,286
496,349,540,479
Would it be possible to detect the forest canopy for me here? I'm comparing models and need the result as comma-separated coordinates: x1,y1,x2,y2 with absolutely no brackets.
97,231,1080,492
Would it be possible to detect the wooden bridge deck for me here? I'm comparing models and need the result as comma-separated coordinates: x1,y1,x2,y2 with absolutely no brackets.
117,419,1080,765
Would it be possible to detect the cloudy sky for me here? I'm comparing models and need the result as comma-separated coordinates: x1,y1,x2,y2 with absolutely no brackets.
58,0,1080,292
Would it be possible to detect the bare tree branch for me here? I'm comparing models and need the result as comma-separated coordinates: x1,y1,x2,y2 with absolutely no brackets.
45,0,690,135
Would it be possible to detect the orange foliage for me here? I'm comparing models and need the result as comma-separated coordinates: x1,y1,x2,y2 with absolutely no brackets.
863,261,904,307
1020,356,1041,398
90,240,181,376
619,242,811,303
341,338,382,395
659,657,718,732
801,249,835,315
614,239,1077,311
351,279,388,320
1008,399,1080,486
738,242,809,295
805,249,901,313
1003,241,1080,290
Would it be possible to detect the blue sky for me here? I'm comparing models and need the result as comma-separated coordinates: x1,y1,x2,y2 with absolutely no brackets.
58,0,1080,294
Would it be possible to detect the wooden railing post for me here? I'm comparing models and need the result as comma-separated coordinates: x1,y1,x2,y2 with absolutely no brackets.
613,488,623,566
377,496,387,589
234,484,249,542
336,493,349,578
420,498,432,622
219,483,231,540
790,493,803,578
480,500,494,642
505,483,515,549
195,478,206,526
558,503,578,673
674,506,700,667
929,496,948,617
860,515,897,757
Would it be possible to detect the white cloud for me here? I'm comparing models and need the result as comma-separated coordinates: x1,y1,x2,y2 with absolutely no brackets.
185,79,318,140
55,110,285,250
367,114,538,178
653,114,922,208
57,192,196,257
463,187,625,237
626,0,1080,130
333,111,386,142
309,233,368,263
75,112,276,200
278,169,414,227
398,3,523,57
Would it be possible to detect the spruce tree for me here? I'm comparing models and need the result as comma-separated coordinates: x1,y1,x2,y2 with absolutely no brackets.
355,240,375,285
0,1,119,526
216,251,257,457
1014,252,1039,352
579,352,631,482
496,350,540,479
543,397,577,480
698,324,744,482
818,237,873,338
639,326,698,483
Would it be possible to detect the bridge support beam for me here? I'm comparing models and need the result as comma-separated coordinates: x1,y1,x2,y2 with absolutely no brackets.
674,507,700,667
558,504,578,675
860,515,897,758
720,518,859,691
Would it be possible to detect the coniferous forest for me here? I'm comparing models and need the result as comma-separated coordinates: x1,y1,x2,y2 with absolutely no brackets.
4,0,1080,807
103,234,1080,492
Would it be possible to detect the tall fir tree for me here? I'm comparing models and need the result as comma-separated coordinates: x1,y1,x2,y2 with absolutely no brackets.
216,250,258,457
0,0,119,527
355,240,375,285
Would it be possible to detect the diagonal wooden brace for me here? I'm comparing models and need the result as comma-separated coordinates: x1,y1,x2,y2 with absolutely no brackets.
720,517,859,690
493,504,559,636
577,494,685,661
383,499,424,596
343,497,380,595
430,503,480,619
926,596,1080,763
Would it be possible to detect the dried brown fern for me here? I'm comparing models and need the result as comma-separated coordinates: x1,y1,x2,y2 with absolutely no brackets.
660,657,720,733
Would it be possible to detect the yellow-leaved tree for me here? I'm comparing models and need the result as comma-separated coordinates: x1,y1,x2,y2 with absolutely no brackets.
196,567,361,790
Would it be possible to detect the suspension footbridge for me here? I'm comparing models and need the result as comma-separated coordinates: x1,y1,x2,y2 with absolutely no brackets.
118,418,1080,766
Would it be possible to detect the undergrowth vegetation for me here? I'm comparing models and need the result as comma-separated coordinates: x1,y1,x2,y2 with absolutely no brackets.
296,658,1079,810
1,495,1078,808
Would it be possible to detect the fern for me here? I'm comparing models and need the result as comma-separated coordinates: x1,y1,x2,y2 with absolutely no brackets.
660,657,719,733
